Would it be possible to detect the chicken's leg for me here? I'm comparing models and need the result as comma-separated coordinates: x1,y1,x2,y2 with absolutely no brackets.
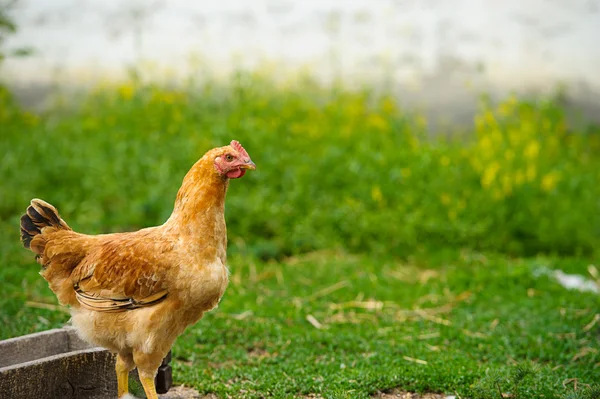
134,350,162,399
115,353,135,398
139,373,159,399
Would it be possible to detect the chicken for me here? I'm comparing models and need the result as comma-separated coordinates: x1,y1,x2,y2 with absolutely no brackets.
19,140,255,399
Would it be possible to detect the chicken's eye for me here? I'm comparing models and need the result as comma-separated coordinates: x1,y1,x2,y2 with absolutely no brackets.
225,154,234,161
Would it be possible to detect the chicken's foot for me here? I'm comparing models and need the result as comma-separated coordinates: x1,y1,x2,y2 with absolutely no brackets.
139,373,159,399
116,353,134,398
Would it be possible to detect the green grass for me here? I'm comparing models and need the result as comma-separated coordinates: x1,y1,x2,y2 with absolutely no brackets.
2,250,599,398
1,75,599,398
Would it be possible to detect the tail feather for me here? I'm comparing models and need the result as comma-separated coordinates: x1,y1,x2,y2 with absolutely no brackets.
20,199,71,252
20,214,39,249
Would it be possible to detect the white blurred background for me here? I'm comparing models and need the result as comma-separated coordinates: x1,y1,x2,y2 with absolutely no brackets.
2,0,600,125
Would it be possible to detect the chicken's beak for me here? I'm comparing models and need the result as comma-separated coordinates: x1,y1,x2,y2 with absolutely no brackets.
240,160,256,170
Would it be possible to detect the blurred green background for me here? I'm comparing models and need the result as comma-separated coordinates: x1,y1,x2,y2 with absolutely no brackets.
2,76,599,260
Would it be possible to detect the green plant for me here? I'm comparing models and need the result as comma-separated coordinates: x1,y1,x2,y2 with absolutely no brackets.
582,385,600,399
2,74,599,260
471,362,543,398
468,96,600,255
561,385,600,399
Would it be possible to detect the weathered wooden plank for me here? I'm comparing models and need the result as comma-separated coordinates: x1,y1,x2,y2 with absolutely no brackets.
0,347,116,399
0,327,173,398
0,328,70,368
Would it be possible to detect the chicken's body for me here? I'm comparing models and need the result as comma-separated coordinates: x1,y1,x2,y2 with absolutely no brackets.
20,141,255,399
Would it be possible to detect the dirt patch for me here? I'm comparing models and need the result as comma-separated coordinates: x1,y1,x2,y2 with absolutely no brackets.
301,391,449,399
247,347,276,360
371,390,448,399
160,387,450,399
159,385,216,399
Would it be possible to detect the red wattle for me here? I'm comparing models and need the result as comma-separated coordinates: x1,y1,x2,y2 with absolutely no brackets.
226,168,246,179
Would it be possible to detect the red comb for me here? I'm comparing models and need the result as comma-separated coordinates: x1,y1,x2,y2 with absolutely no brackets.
230,140,249,158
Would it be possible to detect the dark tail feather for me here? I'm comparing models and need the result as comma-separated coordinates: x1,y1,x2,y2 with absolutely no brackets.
20,214,39,249
20,199,70,250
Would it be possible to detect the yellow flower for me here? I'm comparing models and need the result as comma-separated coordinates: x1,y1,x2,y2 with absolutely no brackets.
498,104,511,117
440,193,451,205
524,141,540,159
521,120,535,136
401,168,412,178
484,110,496,127
346,99,365,118
505,150,515,161
541,171,561,192
381,97,397,115
367,114,388,131
371,186,384,204
163,93,176,104
479,136,492,153
490,129,503,145
171,109,183,123
481,162,500,188
498,96,517,116
440,156,451,167
118,84,134,100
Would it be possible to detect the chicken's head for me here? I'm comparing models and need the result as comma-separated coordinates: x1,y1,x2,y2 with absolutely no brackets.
213,140,256,179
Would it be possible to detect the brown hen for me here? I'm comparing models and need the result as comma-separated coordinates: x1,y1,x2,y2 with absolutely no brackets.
20,140,255,399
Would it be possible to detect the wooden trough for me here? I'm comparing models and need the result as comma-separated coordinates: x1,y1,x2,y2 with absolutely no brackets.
0,326,172,399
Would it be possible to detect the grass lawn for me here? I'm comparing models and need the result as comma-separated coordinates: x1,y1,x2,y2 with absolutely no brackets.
1,246,598,398
1,78,599,398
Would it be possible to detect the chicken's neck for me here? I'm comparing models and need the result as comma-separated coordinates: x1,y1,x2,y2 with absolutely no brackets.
165,157,229,254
